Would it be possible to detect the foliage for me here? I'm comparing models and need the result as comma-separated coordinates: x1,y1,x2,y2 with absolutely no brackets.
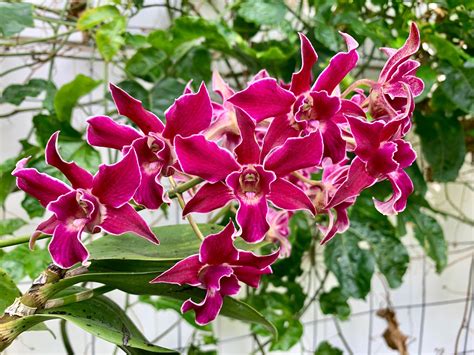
0,0,472,353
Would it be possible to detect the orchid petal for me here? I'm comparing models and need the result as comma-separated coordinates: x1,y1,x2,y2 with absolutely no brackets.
235,197,269,243
200,222,239,265
86,116,142,150
393,139,416,169
379,23,420,82
261,115,299,159
327,157,377,208
212,70,235,101
374,169,413,215
49,223,88,269
290,33,318,96
268,178,316,214
48,190,94,222
162,83,213,140
151,255,202,286
312,33,359,94
30,215,59,249
264,130,323,176
232,266,271,288
320,121,347,164
234,108,260,165
110,83,164,134
227,78,296,122
183,182,233,216
320,201,351,244
92,148,141,208
182,289,223,326
46,132,94,189
99,203,159,244
200,265,234,290
12,158,71,207
174,135,239,183
235,249,280,269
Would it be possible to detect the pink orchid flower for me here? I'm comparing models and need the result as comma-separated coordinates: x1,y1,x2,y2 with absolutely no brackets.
266,209,292,257
151,222,279,325
227,32,361,164
369,23,424,120
12,132,158,269
87,82,213,209
175,110,322,243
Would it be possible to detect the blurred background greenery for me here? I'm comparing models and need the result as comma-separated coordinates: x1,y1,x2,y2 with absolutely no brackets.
0,0,473,353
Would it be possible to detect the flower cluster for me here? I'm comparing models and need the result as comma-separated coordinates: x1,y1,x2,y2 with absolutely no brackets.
13,23,423,324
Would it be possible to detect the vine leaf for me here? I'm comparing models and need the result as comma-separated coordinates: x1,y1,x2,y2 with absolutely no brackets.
54,74,101,122
0,269,21,314
324,231,375,299
0,2,33,37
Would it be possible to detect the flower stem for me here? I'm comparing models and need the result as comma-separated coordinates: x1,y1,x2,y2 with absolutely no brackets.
341,79,376,98
0,234,49,249
168,176,204,241
167,177,203,198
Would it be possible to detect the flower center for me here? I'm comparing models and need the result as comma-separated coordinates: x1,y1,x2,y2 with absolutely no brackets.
239,166,261,198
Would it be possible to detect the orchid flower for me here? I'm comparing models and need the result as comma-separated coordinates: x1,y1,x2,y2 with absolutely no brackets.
87,82,213,209
369,23,424,120
151,222,279,325
227,32,360,164
174,110,322,243
12,132,158,268
266,209,292,257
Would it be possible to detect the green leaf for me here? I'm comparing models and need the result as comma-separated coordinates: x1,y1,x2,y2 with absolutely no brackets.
428,34,467,67
77,5,120,30
174,46,212,83
88,224,223,264
49,272,277,338
349,221,409,289
1,288,176,353
403,207,447,273
96,17,126,61
314,22,340,52
415,111,466,182
237,0,287,26
0,158,17,207
139,295,212,331
319,287,350,320
324,231,375,299
126,47,166,82
315,341,343,355
0,245,50,282
58,142,101,174
150,78,185,118
1,79,55,107
32,114,82,146
0,269,21,314
439,65,474,114
0,218,26,236
21,194,45,219
0,2,33,37
54,74,101,122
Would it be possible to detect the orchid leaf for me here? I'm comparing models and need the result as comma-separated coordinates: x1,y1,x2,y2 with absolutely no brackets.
0,287,176,353
47,273,277,338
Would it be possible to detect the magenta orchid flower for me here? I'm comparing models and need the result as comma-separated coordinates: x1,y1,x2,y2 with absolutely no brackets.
87,82,213,209
266,209,292,257
12,132,158,268
369,23,424,120
175,110,321,243
151,222,279,325
227,32,360,164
